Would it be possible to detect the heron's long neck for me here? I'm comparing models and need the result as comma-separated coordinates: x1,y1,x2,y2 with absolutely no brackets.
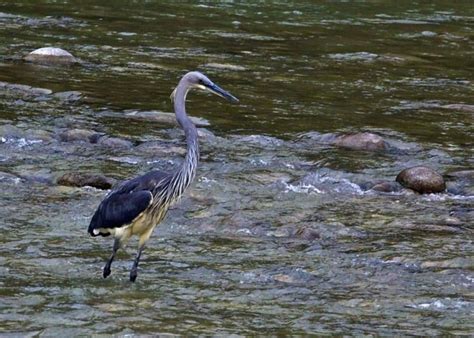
168,85,199,200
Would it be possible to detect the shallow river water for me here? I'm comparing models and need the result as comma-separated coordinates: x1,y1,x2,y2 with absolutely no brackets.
0,1,473,335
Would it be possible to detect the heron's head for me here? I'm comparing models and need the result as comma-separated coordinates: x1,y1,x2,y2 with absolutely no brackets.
171,71,239,103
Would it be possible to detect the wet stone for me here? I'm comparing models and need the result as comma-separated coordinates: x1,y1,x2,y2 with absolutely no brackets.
53,91,82,102
124,110,210,127
446,181,473,196
57,172,116,190
58,129,100,143
292,226,320,241
24,47,78,65
135,141,186,155
204,63,247,71
370,181,404,193
1,82,53,96
96,136,133,149
396,166,446,194
0,124,23,139
238,135,284,147
440,104,474,113
333,132,388,151
445,170,474,181
197,128,216,140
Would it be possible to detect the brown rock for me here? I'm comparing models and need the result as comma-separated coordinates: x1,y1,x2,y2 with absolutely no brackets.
58,129,99,143
333,132,388,151
57,173,116,190
396,166,446,193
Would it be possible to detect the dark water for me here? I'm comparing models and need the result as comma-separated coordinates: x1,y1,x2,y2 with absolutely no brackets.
0,1,473,335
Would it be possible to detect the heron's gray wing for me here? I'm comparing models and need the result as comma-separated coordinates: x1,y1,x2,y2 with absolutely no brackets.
88,170,169,237
88,189,152,236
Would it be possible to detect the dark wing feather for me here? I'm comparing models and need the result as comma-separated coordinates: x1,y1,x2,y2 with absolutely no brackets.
88,170,169,236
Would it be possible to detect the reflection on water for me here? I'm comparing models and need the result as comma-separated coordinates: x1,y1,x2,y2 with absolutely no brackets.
0,1,473,335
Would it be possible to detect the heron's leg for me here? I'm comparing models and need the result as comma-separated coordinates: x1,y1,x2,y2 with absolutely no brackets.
130,245,145,282
103,238,120,278
130,228,154,282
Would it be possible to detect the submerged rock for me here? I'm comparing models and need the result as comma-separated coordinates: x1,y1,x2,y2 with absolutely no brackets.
333,132,388,151
96,136,133,149
136,141,186,155
292,226,320,241
58,129,100,143
445,170,474,181
0,81,53,96
124,110,210,127
396,166,446,193
204,63,246,71
53,91,82,102
24,47,78,65
57,172,116,190
370,181,404,193
440,104,474,113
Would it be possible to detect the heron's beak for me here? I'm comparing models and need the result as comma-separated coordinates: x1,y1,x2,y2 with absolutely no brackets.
204,83,239,103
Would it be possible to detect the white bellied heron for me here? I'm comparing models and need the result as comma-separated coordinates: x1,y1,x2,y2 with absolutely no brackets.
88,71,239,282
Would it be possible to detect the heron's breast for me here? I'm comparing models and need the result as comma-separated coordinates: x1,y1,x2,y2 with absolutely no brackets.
130,203,169,236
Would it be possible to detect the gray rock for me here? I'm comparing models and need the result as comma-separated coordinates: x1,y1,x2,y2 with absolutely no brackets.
1,82,52,96
333,132,388,151
97,136,133,149
58,129,99,143
0,124,23,139
24,47,78,65
53,91,82,102
445,170,474,181
136,141,186,155
204,63,246,71
440,104,474,113
370,181,403,193
124,110,210,127
396,166,446,193
292,226,320,241
57,172,116,190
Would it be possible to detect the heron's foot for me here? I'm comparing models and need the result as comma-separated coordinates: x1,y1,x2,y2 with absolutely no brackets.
130,268,138,282
103,264,112,278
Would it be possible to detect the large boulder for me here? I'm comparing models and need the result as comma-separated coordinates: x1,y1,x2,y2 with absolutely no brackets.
333,132,388,151
24,47,78,65
396,166,446,193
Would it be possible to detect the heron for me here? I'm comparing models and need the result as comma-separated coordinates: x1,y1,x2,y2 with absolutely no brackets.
88,71,239,282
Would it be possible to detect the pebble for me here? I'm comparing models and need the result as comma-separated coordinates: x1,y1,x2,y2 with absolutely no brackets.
396,166,446,194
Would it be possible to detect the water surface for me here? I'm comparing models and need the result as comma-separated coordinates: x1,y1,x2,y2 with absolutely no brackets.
0,1,473,335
